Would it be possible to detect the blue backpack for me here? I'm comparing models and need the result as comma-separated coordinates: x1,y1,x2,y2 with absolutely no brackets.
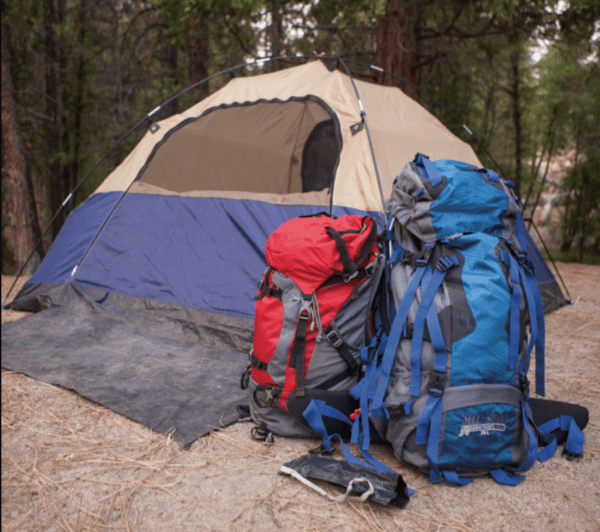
304,154,584,491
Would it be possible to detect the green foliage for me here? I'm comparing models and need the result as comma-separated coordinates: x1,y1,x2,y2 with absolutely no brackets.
559,150,600,260
2,0,599,259
544,250,600,266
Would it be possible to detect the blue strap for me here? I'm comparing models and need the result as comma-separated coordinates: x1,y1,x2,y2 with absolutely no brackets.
425,395,445,482
442,471,473,486
370,265,428,417
415,302,448,445
303,400,401,476
414,153,443,188
530,270,546,396
408,256,457,397
490,468,524,486
478,167,500,182
500,252,522,371
537,415,585,457
536,431,558,463
518,266,546,396
389,242,404,265
303,399,352,451
513,397,540,473
415,392,442,446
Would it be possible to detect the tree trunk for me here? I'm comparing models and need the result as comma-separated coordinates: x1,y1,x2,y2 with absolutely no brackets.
187,16,210,101
270,1,284,72
44,0,67,238
374,0,420,102
1,13,41,275
510,38,523,199
70,0,87,205
161,39,179,117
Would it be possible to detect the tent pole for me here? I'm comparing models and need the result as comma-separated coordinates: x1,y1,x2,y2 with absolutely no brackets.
2,57,297,308
2,116,150,309
334,55,389,228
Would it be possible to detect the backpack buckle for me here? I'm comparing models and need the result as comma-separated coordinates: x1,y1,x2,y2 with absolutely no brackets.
436,255,459,272
343,270,359,282
326,329,343,348
240,365,251,390
430,371,446,393
518,374,530,396
365,261,376,277
253,386,280,407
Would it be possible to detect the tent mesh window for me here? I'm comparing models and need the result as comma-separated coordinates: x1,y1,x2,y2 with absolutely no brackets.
137,98,342,195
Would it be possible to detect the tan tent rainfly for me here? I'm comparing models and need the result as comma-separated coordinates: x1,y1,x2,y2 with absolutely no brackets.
96,60,481,214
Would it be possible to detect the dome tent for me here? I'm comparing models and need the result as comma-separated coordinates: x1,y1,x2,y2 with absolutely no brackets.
10,60,484,318
3,59,566,446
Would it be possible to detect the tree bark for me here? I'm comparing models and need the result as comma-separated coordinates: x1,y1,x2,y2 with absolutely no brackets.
270,1,284,72
1,12,41,274
68,0,87,204
187,16,210,101
375,0,420,102
161,38,179,117
510,38,523,199
44,0,67,238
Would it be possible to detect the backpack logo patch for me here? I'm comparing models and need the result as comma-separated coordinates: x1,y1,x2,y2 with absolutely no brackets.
459,414,506,437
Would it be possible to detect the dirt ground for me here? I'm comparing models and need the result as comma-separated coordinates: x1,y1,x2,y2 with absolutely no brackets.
2,264,599,532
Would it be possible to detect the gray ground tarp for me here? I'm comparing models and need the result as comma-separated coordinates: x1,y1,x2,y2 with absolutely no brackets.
1,284,253,447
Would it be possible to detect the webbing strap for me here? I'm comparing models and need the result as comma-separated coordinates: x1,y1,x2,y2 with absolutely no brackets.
415,302,447,446
518,266,546,396
414,153,443,188
537,415,585,458
250,355,268,371
324,325,359,372
353,332,388,452
513,397,540,473
500,252,522,371
515,211,530,258
417,302,448,480
389,243,404,266
325,217,377,278
291,308,310,398
424,395,445,482
490,468,524,486
478,167,500,182
303,399,398,474
408,257,457,397
442,471,472,486
370,265,428,417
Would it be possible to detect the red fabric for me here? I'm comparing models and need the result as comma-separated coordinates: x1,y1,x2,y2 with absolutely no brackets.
265,215,376,294
251,270,280,388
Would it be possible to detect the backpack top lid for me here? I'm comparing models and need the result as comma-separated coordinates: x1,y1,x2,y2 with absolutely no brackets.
265,215,377,294
386,156,521,243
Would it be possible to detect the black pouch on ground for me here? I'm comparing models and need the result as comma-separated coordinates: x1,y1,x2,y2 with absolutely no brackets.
280,454,410,507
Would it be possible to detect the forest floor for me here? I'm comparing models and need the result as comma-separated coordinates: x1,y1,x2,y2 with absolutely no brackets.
2,263,599,532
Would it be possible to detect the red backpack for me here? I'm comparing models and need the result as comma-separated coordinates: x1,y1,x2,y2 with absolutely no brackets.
242,214,384,440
